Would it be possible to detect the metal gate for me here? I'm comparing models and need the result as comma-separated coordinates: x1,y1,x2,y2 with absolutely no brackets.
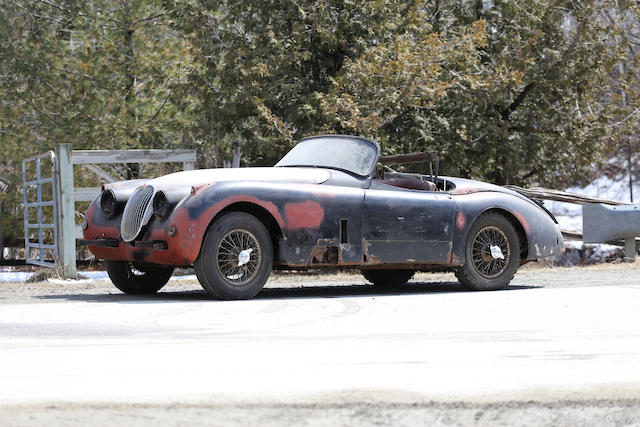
21,145,198,276
22,151,58,267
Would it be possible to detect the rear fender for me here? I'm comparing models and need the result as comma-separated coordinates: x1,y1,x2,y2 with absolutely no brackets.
451,192,563,265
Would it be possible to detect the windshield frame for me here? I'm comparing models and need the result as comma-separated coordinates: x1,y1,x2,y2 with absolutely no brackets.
275,135,380,178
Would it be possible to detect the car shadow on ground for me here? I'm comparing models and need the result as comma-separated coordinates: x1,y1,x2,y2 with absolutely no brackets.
35,281,541,304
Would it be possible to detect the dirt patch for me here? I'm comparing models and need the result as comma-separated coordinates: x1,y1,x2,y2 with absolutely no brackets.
25,269,88,283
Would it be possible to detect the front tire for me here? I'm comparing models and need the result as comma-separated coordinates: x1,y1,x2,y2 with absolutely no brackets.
362,269,415,288
454,212,520,290
105,260,174,294
195,212,273,300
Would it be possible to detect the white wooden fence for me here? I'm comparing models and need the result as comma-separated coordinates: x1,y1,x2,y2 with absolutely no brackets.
26,144,196,277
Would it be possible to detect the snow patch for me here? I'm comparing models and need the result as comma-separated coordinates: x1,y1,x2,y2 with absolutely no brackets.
545,175,639,219
0,270,196,283
543,174,637,265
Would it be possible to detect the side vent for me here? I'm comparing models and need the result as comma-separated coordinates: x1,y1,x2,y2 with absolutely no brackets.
340,219,348,244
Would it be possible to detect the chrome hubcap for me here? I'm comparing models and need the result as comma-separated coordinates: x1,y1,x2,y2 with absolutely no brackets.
216,229,261,286
237,248,253,267
471,226,510,278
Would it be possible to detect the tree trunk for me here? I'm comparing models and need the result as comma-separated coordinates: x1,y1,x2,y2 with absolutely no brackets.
628,138,634,203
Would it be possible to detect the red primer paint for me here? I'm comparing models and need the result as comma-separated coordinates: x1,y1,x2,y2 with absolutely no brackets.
173,194,285,263
512,210,530,234
284,201,324,230
85,193,291,265
450,187,479,195
456,212,466,229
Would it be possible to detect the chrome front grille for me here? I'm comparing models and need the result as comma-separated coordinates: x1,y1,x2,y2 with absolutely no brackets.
121,185,155,242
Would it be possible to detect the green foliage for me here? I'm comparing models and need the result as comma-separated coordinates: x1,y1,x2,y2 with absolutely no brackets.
0,0,194,238
322,0,637,185
167,0,417,166
171,0,639,186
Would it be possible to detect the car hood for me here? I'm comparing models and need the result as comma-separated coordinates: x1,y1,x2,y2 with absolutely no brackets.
140,167,331,190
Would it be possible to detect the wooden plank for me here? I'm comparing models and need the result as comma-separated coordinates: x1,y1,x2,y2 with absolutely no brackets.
74,187,101,202
82,163,117,183
55,144,78,278
72,149,196,165
75,225,84,240
506,186,630,206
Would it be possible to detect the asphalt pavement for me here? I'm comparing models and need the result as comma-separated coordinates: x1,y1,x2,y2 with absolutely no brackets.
1,265,640,425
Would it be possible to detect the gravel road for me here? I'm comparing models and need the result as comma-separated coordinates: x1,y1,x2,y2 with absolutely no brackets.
1,263,640,426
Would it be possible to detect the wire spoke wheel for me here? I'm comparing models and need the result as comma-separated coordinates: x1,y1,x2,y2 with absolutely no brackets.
471,225,511,279
215,229,262,286
195,212,273,300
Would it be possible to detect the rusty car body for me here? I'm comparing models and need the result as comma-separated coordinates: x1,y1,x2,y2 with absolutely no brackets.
81,135,564,299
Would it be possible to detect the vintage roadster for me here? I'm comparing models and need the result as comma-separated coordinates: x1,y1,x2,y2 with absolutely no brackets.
81,135,564,299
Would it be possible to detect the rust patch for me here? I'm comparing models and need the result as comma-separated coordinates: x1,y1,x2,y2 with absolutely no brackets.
191,183,213,194
308,239,360,266
284,200,324,230
450,187,480,195
446,241,454,263
362,240,382,265
456,212,466,230
309,239,338,265
512,210,530,234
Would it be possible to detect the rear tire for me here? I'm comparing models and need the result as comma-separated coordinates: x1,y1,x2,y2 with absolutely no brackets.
195,212,273,300
454,212,520,290
361,269,415,288
105,260,174,294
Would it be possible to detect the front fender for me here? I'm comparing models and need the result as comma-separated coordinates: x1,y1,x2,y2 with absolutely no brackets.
451,192,564,265
172,181,365,265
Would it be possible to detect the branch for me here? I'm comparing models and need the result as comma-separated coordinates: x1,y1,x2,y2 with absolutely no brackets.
147,94,170,123
500,15,588,121
501,83,535,120
137,13,166,24
608,106,640,127
561,19,586,65
518,169,538,181
35,0,70,12
508,125,561,135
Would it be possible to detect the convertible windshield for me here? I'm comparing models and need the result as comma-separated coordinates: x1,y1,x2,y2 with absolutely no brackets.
275,136,378,176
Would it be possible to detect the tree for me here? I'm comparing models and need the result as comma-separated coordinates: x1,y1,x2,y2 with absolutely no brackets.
167,0,419,167
602,8,640,202
322,0,639,186
0,0,194,239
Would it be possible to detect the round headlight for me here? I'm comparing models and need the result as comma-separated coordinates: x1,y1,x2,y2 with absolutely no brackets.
153,191,170,220
100,190,118,219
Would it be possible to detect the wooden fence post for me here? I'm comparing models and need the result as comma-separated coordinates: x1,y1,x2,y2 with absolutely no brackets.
183,161,195,171
55,144,77,278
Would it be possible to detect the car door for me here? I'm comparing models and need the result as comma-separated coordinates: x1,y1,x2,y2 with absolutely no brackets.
362,188,455,264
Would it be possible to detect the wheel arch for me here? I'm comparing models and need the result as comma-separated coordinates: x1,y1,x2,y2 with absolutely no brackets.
199,202,284,262
474,207,529,261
